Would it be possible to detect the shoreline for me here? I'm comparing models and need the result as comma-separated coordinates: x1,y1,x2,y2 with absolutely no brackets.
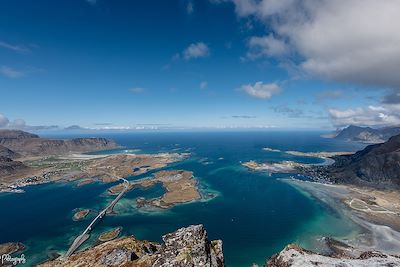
282,178,400,255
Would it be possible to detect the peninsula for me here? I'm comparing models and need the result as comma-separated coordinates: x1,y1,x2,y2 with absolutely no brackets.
0,129,189,193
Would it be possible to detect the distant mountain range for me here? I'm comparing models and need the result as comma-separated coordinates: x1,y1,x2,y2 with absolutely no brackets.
0,129,119,177
0,129,119,158
333,125,400,143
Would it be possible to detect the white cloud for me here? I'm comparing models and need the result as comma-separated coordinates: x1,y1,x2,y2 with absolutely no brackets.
200,81,208,89
0,66,24,79
0,114,9,127
129,87,145,94
222,0,400,90
328,105,400,127
0,113,58,130
241,81,281,99
0,40,30,53
182,42,210,60
245,34,289,59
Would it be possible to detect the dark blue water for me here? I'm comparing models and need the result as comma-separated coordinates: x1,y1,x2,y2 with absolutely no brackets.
0,131,365,266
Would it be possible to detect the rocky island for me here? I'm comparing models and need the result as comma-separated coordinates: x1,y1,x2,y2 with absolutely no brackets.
72,209,90,221
109,170,202,209
98,227,122,242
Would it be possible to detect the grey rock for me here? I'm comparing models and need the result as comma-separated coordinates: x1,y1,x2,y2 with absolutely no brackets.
153,224,225,267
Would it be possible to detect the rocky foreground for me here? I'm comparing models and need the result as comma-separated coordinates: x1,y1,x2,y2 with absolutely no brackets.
36,224,400,267
38,225,224,267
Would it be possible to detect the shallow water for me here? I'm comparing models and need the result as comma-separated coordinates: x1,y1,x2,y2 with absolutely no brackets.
0,131,366,266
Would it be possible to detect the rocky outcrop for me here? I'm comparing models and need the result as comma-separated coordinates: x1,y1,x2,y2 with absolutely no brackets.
264,244,400,267
334,125,400,143
0,156,28,177
153,224,224,267
0,144,19,159
38,225,225,267
0,129,119,157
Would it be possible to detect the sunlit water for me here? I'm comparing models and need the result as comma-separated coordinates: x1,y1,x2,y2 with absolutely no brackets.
0,131,366,266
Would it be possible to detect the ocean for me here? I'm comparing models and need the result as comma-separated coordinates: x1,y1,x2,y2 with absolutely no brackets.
0,131,366,266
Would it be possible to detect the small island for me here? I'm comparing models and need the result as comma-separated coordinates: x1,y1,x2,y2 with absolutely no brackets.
73,209,90,221
98,227,122,242
242,160,301,174
132,170,201,209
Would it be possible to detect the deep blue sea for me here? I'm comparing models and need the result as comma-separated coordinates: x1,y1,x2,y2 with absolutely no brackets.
0,131,366,266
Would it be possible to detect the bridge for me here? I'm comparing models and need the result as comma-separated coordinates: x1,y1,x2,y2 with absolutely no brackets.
63,178,130,258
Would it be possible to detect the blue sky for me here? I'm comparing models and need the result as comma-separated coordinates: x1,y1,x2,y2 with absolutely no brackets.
1,0,399,131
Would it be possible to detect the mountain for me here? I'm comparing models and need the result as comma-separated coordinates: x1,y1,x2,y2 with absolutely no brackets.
0,129,119,157
320,134,400,188
0,129,39,140
334,125,400,143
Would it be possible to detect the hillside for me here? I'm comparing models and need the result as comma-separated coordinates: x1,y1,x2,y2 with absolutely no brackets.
0,130,119,157
315,134,400,188
334,125,400,143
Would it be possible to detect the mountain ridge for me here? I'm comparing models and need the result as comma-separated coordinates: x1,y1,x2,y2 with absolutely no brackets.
334,125,400,143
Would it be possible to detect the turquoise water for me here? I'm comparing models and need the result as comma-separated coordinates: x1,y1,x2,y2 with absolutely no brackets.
0,131,366,266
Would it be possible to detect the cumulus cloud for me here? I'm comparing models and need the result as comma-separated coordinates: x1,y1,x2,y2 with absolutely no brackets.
0,113,58,130
200,81,208,89
0,66,24,78
241,81,281,99
129,87,145,94
220,0,400,91
182,42,210,60
244,34,289,60
328,105,400,127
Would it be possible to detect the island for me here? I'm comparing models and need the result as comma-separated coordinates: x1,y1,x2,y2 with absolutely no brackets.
107,170,201,209
98,227,122,242
242,160,301,174
73,209,90,221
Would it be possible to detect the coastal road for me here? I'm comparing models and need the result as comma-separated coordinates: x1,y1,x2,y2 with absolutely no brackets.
64,178,130,258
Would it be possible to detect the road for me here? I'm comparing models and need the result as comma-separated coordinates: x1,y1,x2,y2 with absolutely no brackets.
64,178,130,258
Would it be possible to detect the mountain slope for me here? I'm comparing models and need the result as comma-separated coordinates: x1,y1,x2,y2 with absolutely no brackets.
334,125,400,143
0,130,119,157
326,134,400,187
